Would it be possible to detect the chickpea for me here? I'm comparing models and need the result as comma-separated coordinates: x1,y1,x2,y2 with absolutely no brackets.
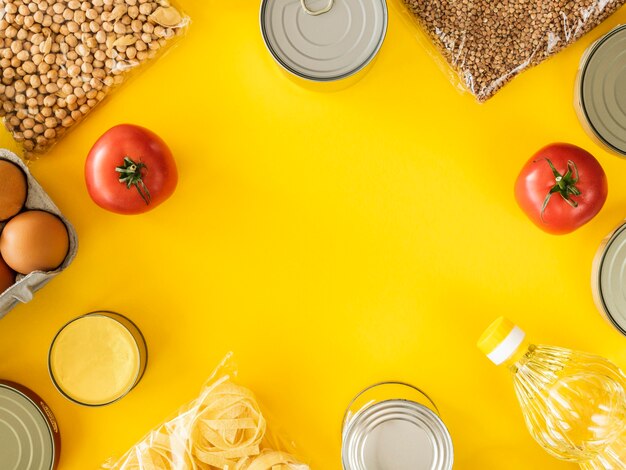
0,0,185,153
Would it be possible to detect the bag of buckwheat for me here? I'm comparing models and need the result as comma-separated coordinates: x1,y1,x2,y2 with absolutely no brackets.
397,0,625,102
0,0,189,157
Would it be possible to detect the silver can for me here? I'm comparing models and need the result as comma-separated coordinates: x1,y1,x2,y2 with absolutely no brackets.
0,380,61,470
260,0,387,83
592,221,626,336
342,382,454,470
575,25,626,157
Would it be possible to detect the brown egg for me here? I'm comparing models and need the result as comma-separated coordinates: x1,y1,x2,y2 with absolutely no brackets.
0,160,28,221
0,210,69,274
0,255,15,294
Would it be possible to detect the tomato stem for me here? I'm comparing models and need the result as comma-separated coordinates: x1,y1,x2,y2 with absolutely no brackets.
540,158,580,221
115,156,151,205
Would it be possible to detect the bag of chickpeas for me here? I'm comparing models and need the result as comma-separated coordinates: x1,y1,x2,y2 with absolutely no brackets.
0,0,189,157
396,0,625,102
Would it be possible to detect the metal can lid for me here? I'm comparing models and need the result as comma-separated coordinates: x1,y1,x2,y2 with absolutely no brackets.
594,222,626,335
0,381,59,470
342,399,453,470
260,0,387,81
579,25,626,155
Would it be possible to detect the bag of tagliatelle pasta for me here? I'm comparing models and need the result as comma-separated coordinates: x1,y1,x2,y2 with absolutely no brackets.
102,353,310,470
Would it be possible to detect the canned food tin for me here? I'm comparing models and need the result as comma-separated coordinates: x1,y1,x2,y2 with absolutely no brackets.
49,311,147,406
0,380,61,470
260,0,387,83
592,221,626,336
342,382,453,470
575,25,626,156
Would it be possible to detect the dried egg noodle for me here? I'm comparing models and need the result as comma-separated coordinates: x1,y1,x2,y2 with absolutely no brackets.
106,375,308,470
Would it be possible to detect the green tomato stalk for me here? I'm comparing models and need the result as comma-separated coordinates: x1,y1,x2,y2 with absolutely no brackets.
115,156,151,205
540,158,581,220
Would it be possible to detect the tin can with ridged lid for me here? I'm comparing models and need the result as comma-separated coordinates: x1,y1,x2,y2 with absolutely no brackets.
260,0,387,85
575,25,626,157
342,382,454,470
0,380,61,470
592,221,626,336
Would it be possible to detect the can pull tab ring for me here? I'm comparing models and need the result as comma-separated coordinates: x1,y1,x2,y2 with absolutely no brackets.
301,0,334,16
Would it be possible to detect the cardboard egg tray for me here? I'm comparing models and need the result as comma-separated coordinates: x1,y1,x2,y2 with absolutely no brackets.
0,149,78,318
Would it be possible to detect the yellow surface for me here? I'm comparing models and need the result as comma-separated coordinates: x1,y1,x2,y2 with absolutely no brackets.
0,2,626,469
50,316,140,406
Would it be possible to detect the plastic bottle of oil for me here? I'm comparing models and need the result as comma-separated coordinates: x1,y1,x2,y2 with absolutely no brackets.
477,317,626,469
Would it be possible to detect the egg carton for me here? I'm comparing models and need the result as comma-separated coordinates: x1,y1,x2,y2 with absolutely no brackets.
0,149,78,318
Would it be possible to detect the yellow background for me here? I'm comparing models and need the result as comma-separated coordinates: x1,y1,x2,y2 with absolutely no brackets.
1,1,626,469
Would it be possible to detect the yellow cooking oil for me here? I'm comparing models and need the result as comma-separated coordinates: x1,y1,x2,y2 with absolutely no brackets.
478,317,626,469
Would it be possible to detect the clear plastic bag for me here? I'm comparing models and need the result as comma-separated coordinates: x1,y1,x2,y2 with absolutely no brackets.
0,0,189,157
102,353,311,470
397,0,626,102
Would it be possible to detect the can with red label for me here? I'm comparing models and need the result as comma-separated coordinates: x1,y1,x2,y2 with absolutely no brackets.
0,380,61,470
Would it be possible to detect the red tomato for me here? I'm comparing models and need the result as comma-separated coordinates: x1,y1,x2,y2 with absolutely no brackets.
85,124,177,215
514,143,607,234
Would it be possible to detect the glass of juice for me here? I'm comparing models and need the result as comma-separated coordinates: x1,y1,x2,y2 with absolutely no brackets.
48,311,147,406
